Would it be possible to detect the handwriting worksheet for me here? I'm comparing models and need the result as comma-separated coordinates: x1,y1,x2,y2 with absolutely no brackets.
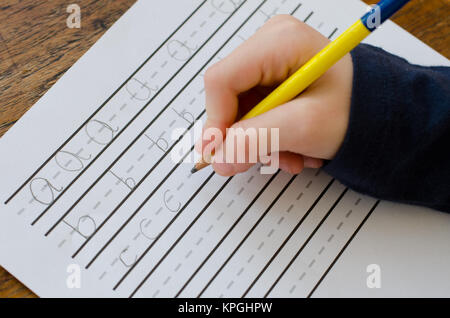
1,0,449,298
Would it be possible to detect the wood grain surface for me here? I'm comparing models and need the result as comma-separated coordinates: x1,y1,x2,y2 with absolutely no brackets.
0,0,449,298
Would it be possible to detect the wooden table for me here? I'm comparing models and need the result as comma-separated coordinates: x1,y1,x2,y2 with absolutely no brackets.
0,0,449,298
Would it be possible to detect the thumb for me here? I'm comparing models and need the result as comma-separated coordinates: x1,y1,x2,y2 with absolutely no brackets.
199,15,328,155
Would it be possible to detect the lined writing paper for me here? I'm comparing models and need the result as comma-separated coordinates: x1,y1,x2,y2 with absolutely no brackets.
0,0,449,297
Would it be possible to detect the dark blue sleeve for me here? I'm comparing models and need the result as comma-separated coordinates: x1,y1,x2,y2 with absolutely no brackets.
323,44,450,213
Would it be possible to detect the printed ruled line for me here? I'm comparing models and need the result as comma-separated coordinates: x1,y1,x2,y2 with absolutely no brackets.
328,27,339,39
307,200,379,298
242,178,335,297
46,110,204,238
175,171,280,298
291,3,303,17
4,0,208,205
100,171,216,283
264,187,349,297
82,142,200,266
197,174,297,298
303,11,314,23
71,134,199,259
128,177,234,297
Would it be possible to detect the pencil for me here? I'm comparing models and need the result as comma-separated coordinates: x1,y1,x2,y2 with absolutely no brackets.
192,0,411,174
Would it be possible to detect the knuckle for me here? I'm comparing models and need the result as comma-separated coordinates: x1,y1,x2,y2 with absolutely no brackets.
231,121,251,133
231,121,245,130
283,20,308,36
298,108,321,140
266,14,297,26
204,63,222,88
265,15,315,48
272,14,304,31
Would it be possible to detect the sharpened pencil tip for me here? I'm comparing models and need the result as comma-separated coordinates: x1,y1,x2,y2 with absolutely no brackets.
191,167,198,174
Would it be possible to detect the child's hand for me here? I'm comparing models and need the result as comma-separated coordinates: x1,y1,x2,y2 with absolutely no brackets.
197,15,354,176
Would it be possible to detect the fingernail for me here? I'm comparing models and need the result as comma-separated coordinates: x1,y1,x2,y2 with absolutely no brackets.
214,163,235,176
195,138,203,154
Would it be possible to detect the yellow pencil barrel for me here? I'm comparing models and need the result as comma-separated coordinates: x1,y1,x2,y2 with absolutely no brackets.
242,20,371,120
